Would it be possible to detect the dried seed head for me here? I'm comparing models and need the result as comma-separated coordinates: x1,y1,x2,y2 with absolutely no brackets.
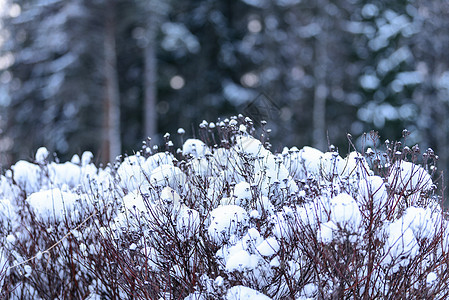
402,129,410,137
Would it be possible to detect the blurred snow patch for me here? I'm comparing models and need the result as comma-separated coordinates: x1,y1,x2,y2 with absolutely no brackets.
223,81,257,106
360,73,380,90
161,22,200,54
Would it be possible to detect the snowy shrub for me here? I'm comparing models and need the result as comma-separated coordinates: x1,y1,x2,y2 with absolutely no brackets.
0,116,448,299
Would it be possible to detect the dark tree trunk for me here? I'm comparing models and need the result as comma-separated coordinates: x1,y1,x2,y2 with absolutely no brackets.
143,12,158,141
312,11,328,152
101,1,121,163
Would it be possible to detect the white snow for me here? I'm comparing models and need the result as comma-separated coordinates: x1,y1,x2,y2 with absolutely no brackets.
11,160,42,195
388,160,433,194
358,175,388,209
177,128,185,135
383,219,419,272
427,272,437,287
208,205,249,244
122,190,147,213
301,283,318,298
71,154,81,165
35,147,50,164
27,188,79,221
0,119,446,298
233,135,268,157
320,151,345,179
81,151,93,166
330,193,361,230
225,249,259,272
184,292,205,300
23,264,32,277
116,154,147,192
160,186,181,207
256,237,280,257
284,146,323,179
343,151,371,178
402,206,440,240
233,181,251,202
48,161,82,189
226,285,271,300
176,206,200,241
149,164,186,191
145,152,174,170
182,139,209,158
317,221,338,244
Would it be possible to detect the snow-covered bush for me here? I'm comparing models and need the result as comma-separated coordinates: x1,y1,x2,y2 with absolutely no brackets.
0,116,448,299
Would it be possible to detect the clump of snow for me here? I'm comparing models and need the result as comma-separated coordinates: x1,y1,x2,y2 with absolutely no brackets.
225,249,259,272
221,181,254,208
233,135,268,157
317,221,338,244
122,190,147,213
160,186,181,208
254,152,294,197
150,164,186,191
27,188,79,221
343,151,371,178
320,151,345,179
226,285,271,300
401,206,441,240
0,198,18,226
116,154,146,192
383,219,419,272
330,193,362,230
11,160,43,195
35,147,50,164
184,292,205,300
183,139,209,158
176,206,200,241
145,152,174,170
0,175,20,200
427,272,438,287
208,205,249,244
256,237,280,257
48,161,82,189
177,128,185,135
0,249,8,287
284,146,323,179
283,146,362,181
23,264,32,277
357,175,388,209
71,154,81,165
388,160,433,194
81,151,94,166
301,283,318,298
233,181,251,204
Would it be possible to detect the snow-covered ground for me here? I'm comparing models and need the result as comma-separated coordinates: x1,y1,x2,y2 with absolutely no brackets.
0,117,447,299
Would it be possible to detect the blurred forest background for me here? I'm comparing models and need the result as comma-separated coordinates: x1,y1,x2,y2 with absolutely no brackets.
0,0,448,189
